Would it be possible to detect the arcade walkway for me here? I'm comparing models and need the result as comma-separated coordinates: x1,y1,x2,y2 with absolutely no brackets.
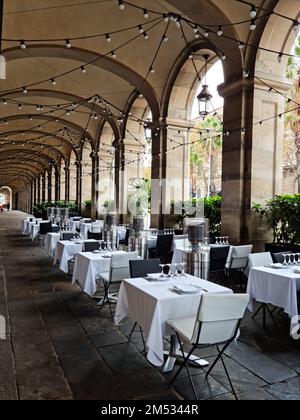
0,212,299,400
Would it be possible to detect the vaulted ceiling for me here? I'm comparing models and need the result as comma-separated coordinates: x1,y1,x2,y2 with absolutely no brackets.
0,0,298,191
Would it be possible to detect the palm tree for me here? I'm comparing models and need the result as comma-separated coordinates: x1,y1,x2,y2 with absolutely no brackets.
286,35,300,190
190,116,223,197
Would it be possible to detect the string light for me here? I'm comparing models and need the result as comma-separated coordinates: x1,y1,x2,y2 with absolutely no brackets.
118,0,125,10
163,34,169,42
20,40,26,49
250,20,256,31
292,20,299,32
81,66,87,74
51,78,57,85
106,33,112,42
143,32,149,40
65,39,72,48
217,26,223,36
111,51,117,58
143,9,149,19
23,87,28,94
250,5,257,19
239,42,245,50
138,25,144,33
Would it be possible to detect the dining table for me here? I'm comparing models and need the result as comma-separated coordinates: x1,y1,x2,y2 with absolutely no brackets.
115,275,233,371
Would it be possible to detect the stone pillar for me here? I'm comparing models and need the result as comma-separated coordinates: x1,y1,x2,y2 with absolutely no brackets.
76,161,82,214
91,151,99,219
219,55,289,246
64,166,70,202
151,121,167,229
47,170,52,203
37,178,41,203
55,169,60,202
33,180,37,206
41,173,46,202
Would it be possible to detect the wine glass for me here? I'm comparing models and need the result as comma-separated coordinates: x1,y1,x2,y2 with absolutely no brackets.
283,254,288,266
171,264,178,278
159,264,165,278
177,263,184,278
226,236,229,245
165,264,172,277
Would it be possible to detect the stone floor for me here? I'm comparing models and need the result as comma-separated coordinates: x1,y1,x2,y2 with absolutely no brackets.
0,211,299,400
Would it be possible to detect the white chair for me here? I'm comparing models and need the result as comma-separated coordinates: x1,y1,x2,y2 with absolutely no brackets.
90,222,103,233
98,251,139,314
226,245,253,273
248,252,273,269
248,252,278,328
173,235,188,251
167,293,249,400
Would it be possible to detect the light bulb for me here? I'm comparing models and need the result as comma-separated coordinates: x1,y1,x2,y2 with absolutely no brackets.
111,51,117,58
106,33,112,42
243,70,250,78
250,5,257,19
217,26,223,36
163,35,169,42
51,78,57,85
23,87,28,94
138,25,144,34
292,20,299,32
239,42,245,50
65,39,72,48
250,20,256,31
20,40,26,49
143,32,149,40
143,9,149,19
3,100,7,105
150,67,155,74
18,104,22,110
81,66,87,74
203,30,209,37
118,0,125,10
221,53,227,61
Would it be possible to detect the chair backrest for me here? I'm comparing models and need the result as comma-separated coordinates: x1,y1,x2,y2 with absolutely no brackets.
90,223,103,233
129,259,161,278
39,222,52,235
174,229,184,235
192,294,249,345
226,245,253,270
109,251,139,283
248,252,273,268
72,217,82,222
88,232,103,240
82,219,92,224
62,232,74,241
83,241,101,252
51,225,60,233
156,234,174,255
272,252,291,264
210,246,230,272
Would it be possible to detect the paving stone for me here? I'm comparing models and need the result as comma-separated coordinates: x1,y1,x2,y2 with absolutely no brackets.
99,343,151,372
172,374,228,400
225,341,297,384
266,377,300,400
90,330,127,348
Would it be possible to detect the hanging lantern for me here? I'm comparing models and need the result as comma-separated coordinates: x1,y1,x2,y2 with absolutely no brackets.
197,85,212,120
197,54,213,120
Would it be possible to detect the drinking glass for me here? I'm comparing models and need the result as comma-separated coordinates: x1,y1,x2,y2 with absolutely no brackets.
171,264,178,277
283,254,288,266
159,264,165,278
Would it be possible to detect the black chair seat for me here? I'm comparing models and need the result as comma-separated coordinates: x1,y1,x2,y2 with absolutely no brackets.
88,232,102,240
210,246,230,273
83,242,101,252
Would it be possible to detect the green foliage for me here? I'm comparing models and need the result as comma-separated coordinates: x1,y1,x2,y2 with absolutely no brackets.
171,195,222,236
83,199,92,210
33,201,78,218
253,195,300,245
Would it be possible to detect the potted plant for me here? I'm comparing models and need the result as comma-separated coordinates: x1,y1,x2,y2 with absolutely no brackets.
253,195,300,253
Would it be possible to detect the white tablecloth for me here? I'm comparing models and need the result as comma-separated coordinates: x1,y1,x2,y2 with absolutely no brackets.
115,275,233,366
80,223,92,238
247,267,300,335
72,251,125,296
44,233,60,258
53,240,97,273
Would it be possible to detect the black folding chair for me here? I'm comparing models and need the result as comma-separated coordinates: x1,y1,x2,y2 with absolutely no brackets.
88,232,103,240
148,234,174,264
62,232,75,241
119,229,130,248
209,246,230,282
128,259,161,352
83,241,101,252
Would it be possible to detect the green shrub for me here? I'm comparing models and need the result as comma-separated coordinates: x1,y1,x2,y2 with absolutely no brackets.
253,194,300,245
33,201,78,218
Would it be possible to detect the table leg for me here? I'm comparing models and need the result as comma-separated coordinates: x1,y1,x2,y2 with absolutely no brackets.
163,335,209,373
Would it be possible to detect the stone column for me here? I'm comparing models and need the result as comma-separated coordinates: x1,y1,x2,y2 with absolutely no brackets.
41,173,46,202
91,151,99,219
64,166,70,202
55,169,60,202
75,161,82,214
37,178,41,203
151,121,167,229
47,170,52,203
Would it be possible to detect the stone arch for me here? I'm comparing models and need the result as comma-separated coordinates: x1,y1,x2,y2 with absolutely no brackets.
0,186,12,210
